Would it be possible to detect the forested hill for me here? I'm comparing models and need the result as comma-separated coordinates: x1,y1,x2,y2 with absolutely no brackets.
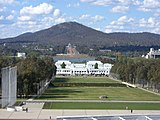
1,22,160,48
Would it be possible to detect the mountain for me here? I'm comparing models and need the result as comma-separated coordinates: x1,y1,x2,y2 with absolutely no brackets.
1,22,160,49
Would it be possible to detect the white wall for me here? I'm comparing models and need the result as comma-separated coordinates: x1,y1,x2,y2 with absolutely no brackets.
55,60,112,76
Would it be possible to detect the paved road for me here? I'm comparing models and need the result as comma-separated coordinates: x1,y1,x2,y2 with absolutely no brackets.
1,102,160,120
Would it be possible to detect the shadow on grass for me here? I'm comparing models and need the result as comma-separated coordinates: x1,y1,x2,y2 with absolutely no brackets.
45,88,82,94
39,88,83,99
52,77,70,83
38,95,68,99
49,77,70,87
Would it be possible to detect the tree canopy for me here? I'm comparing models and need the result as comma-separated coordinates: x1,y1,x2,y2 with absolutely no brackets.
61,62,66,69
111,57,160,92
0,56,56,98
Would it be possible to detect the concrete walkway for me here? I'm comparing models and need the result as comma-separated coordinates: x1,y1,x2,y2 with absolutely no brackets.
0,103,160,120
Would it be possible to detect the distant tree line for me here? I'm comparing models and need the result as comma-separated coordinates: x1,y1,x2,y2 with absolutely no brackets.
0,56,56,98
111,57,160,92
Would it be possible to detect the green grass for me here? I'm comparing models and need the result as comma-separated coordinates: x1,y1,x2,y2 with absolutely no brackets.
54,77,120,83
40,77,160,110
43,102,160,110
39,77,160,101
39,87,160,101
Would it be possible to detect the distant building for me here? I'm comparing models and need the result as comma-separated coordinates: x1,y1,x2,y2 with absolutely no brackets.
144,48,160,59
99,49,111,52
55,60,72,75
54,43,95,62
17,52,26,58
55,60,112,76
65,43,79,55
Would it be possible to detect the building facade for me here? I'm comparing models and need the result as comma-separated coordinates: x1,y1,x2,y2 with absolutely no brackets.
144,48,160,59
55,60,112,76
17,52,26,58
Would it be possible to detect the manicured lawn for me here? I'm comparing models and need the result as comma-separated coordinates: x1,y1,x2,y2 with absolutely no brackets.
43,102,160,110
39,87,160,101
40,76,160,110
54,77,120,83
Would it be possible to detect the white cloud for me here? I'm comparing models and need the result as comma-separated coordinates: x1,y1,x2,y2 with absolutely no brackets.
6,15,14,20
152,28,160,33
132,0,141,5
117,0,131,5
143,0,160,9
104,15,135,33
138,0,160,12
0,8,3,12
55,17,66,24
54,9,61,17
154,10,160,17
139,18,147,27
115,16,133,25
0,7,7,12
80,0,95,2
0,16,4,20
138,7,151,12
105,25,116,32
139,17,159,28
11,10,15,14
20,3,53,15
105,24,124,33
67,2,80,8
118,16,127,22
92,15,104,22
148,17,156,27
138,17,160,34
18,16,31,21
0,24,5,28
94,27,101,31
80,0,113,6
80,14,104,22
105,28,112,33
92,0,113,6
79,14,90,20
0,0,15,4
111,6,129,13
80,0,132,6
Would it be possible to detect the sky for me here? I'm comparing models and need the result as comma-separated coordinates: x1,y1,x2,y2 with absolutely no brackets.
0,0,160,39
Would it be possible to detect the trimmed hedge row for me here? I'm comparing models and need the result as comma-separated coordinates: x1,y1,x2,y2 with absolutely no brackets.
52,83,126,87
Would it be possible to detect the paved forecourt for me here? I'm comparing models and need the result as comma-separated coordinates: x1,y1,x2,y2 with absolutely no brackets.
0,103,160,119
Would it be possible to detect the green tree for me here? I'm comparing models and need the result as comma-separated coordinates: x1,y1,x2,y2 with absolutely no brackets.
94,63,98,69
17,56,56,98
61,62,66,69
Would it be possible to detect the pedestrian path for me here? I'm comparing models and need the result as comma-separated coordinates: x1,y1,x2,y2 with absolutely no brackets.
0,102,44,119
0,103,160,119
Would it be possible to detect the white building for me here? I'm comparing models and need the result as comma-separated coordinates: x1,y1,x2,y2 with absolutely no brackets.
55,60,72,75
144,48,160,59
55,60,112,76
17,52,26,58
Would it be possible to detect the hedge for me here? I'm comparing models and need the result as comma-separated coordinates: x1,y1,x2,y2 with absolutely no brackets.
52,83,126,87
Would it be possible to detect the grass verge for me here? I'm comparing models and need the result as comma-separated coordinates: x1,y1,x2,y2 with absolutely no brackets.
54,77,120,83
43,102,160,110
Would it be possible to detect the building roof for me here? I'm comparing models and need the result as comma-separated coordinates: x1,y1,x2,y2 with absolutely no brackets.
86,61,103,65
71,63,86,68
55,60,71,65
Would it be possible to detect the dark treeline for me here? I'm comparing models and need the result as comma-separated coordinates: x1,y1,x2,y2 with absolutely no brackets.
106,45,160,52
0,56,56,98
111,57,160,92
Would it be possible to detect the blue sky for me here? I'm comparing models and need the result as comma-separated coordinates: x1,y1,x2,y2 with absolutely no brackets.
0,0,160,38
